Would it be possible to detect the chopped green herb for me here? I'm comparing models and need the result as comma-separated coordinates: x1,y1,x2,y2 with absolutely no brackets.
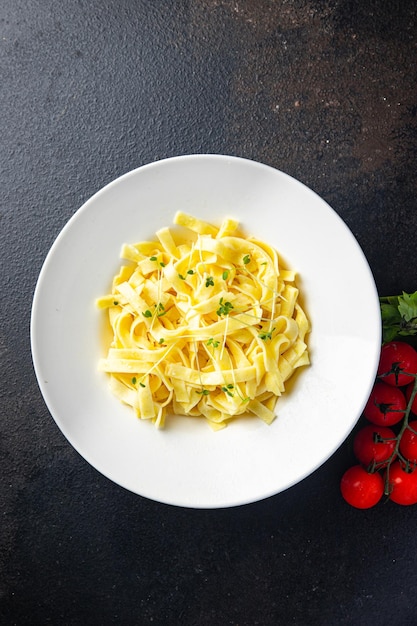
207,338,220,348
187,269,195,275
222,385,234,397
142,309,152,318
113,301,119,306
131,377,137,385
222,270,229,280
259,327,275,341
243,254,251,265
150,256,157,261
178,274,186,280
156,302,167,317
160,261,166,267
259,332,270,341
158,338,165,344
217,297,234,317
139,382,146,388
197,388,210,396
205,276,214,287
258,326,276,341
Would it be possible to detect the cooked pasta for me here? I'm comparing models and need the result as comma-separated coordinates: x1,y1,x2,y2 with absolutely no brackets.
96,212,310,430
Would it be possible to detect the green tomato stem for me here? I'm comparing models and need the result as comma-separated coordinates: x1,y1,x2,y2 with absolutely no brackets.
381,373,417,496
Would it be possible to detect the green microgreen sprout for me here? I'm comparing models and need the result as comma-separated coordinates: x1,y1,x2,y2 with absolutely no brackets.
142,309,152,318
222,384,234,397
131,377,137,385
243,254,251,265
222,270,229,280
205,276,215,287
158,338,165,344
216,297,234,317
160,261,166,267
139,382,146,388
197,388,210,396
156,303,167,317
150,256,157,261
207,338,220,348
259,327,276,341
179,269,195,280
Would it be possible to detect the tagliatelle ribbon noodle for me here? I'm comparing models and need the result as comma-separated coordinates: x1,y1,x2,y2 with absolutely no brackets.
96,211,311,430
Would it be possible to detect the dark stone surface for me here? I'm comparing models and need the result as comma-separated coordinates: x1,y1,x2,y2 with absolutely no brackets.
1,1,417,624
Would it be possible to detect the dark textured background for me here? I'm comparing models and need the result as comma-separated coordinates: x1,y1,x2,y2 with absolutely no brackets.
1,1,417,624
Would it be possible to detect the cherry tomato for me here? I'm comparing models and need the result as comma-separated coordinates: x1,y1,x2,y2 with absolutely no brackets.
340,465,384,509
363,381,406,426
353,425,396,468
377,341,417,387
385,460,417,505
399,421,417,464
405,382,417,415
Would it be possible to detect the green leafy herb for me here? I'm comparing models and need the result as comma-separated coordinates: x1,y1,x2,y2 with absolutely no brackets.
113,300,119,306
139,382,146,388
142,309,152,318
243,254,250,265
156,303,167,317
207,338,220,348
197,388,210,396
158,338,165,344
187,269,195,275
222,384,234,397
150,256,157,261
222,270,229,280
131,377,137,385
178,274,186,280
259,327,276,341
205,276,214,287
216,297,234,317
380,291,417,343
160,261,166,267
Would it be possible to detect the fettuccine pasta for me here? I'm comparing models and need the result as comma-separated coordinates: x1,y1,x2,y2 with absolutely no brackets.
96,212,310,430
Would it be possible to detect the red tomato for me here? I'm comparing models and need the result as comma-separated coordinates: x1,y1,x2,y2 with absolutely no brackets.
353,425,396,468
363,381,406,426
385,460,417,505
405,382,417,415
340,465,384,509
377,341,417,386
399,421,417,463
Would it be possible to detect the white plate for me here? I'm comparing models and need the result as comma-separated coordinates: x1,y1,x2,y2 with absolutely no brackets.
31,155,381,508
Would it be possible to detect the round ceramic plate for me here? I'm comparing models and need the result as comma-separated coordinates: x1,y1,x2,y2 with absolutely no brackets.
31,155,381,508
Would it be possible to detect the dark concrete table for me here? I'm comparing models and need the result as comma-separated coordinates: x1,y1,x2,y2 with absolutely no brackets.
2,1,417,624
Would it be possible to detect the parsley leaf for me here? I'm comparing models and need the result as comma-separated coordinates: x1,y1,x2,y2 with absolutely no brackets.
380,291,417,342
398,291,417,323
